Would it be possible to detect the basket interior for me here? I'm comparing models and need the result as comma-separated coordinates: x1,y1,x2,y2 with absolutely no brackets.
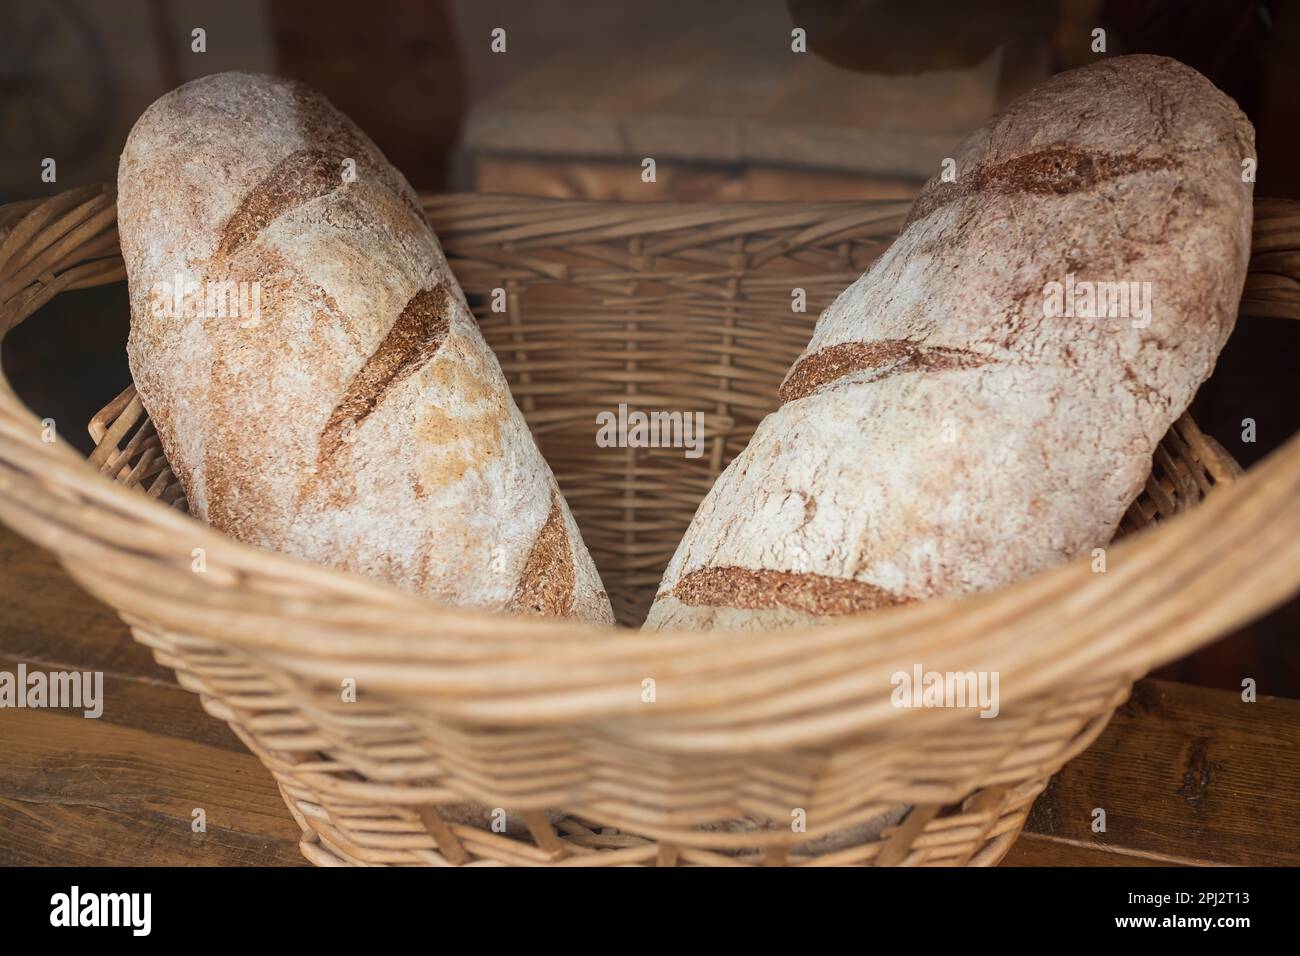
84,197,1243,626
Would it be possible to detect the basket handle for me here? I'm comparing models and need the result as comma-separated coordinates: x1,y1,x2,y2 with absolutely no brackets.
0,184,123,340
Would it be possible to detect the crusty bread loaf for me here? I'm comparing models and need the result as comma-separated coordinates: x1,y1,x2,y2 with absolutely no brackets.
119,72,613,624
646,55,1254,633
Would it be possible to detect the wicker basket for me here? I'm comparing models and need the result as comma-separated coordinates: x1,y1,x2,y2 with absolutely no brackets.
2,185,1299,867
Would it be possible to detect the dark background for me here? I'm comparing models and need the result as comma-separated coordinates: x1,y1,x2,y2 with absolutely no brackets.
1,0,1296,693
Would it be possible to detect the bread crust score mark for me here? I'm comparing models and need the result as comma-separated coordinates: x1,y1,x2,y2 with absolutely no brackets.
669,566,911,616
214,148,347,259
510,495,576,618
779,339,991,403
281,80,425,224
313,284,452,471
902,146,1180,229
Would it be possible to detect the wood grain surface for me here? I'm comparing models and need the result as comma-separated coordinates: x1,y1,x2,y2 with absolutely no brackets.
0,521,1294,867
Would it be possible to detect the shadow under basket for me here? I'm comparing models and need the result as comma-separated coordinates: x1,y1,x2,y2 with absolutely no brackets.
3,186,1300,866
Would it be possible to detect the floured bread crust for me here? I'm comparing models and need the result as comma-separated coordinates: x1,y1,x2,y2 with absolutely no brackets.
119,72,612,624
647,55,1254,632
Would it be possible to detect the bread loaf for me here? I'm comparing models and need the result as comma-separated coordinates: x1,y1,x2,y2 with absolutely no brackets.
119,72,613,625
646,55,1253,633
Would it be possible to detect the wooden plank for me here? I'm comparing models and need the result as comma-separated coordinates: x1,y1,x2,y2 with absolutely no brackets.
1021,680,1300,866
0,525,169,683
0,706,303,866
0,525,301,864
0,652,247,753
1003,833,1178,867
0,796,304,867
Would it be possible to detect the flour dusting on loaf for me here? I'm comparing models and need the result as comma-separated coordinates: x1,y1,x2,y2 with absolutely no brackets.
646,55,1254,632
119,72,613,623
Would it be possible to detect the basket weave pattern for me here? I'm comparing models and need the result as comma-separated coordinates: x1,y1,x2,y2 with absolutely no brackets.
1,186,1299,866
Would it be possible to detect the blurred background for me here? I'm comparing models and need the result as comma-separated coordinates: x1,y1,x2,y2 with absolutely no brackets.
1,0,1297,692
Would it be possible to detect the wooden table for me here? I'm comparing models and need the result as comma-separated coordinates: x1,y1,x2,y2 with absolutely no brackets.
1,522,1295,867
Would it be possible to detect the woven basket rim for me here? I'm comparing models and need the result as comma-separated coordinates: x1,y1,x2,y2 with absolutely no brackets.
1,185,1299,742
